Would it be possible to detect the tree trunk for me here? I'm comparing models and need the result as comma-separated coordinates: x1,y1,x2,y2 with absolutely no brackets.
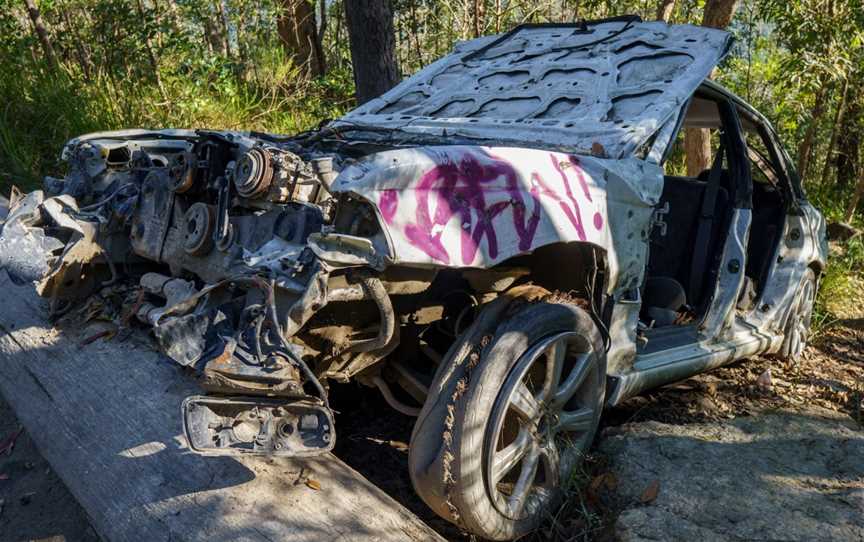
62,8,92,79
314,0,327,74
836,78,862,190
473,0,485,38
344,0,400,105
22,0,58,70
702,0,740,28
820,78,850,186
277,0,325,77
656,0,675,22
214,0,234,60
203,19,218,55
796,82,830,180
408,0,424,68
135,0,167,99
845,166,864,222
685,128,712,176
684,0,740,176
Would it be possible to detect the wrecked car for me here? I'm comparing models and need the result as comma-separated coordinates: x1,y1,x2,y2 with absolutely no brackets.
0,16,826,541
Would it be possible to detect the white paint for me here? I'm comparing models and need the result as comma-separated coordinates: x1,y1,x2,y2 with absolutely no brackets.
337,20,732,159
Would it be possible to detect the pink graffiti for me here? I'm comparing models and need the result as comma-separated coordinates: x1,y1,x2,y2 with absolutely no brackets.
393,151,600,265
547,155,589,240
567,155,594,202
379,189,399,223
564,155,605,231
594,212,603,230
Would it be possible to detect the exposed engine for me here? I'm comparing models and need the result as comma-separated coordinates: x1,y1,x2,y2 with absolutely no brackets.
0,130,368,456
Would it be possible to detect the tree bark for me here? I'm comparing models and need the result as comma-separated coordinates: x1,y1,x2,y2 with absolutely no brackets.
135,0,167,98
820,77,850,186
796,82,830,180
314,0,327,74
344,0,400,105
277,0,325,77
685,128,713,176
473,0,485,38
702,0,740,28
214,0,234,61
836,79,862,191
684,0,740,176
656,0,675,22
22,0,58,70
845,167,864,222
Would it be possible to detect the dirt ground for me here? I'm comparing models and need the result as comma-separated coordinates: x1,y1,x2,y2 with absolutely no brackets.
0,322,861,542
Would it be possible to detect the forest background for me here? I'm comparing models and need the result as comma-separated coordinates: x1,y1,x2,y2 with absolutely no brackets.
1,0,863,324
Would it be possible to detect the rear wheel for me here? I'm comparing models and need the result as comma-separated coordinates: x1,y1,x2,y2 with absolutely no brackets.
779,268,817,361
409,298,605,540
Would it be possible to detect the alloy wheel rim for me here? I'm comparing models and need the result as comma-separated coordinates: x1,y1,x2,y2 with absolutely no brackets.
792,278,815,358
484,332,598,520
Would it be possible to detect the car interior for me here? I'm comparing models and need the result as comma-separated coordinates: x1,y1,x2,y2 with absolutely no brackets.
641,92,737,332
639,89,791,339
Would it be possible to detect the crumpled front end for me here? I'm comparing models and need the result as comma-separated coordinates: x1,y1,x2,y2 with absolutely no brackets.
0,131,660,460
0,130,360,457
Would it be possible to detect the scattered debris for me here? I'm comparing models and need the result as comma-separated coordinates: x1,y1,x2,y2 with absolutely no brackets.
78,326,117,347
305,479,322,491
756,368,772,390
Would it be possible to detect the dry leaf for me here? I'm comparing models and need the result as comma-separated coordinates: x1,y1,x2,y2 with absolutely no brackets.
640,480,660,504
305,479,321,491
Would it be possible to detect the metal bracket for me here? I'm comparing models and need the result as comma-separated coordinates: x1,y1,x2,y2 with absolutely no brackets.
651,201,670,237
182,396,334,457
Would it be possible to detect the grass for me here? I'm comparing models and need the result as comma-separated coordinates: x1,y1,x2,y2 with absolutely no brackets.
813,235,864,333
0,57,355,196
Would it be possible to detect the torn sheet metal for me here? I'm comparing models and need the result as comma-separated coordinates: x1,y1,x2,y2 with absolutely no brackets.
332,145,662,292
0,191,63,284
337,19,732,159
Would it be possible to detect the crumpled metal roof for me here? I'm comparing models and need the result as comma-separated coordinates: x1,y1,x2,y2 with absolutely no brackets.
337,18,732,160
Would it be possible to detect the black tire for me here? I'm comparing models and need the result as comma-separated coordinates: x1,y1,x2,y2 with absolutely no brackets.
779,268,817,361
409,296,606,540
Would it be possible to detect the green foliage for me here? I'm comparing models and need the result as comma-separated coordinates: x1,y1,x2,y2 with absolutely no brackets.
1,0,864,320
814,236,864,331
0,0,355,193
